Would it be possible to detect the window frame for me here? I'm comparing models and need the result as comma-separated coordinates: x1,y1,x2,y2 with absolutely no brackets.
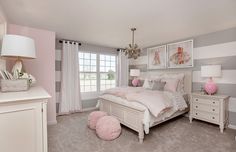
79,51,117,94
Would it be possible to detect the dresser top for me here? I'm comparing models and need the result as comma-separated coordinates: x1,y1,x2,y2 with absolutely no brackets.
0,86,51,104
192,92,230,99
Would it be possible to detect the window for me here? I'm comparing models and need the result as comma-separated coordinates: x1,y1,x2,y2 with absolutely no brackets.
79,52,117,93
100,54,116,91
79,52,97,92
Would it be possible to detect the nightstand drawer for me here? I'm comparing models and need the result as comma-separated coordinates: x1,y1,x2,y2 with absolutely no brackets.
193,102,219,114
192,110,219,123
193,97,219,106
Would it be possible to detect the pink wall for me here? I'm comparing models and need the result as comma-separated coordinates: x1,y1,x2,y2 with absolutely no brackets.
7,24,57,124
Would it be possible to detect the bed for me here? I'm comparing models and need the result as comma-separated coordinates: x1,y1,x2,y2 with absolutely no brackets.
98,71,192,143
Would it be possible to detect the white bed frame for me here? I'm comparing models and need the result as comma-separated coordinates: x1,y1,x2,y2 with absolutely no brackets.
99,70,192,143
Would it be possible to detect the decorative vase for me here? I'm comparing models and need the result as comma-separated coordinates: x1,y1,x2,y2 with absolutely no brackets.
204,78,217,95
132,78,140,87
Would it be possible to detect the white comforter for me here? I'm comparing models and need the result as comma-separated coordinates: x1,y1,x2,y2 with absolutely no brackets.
98,87,188,134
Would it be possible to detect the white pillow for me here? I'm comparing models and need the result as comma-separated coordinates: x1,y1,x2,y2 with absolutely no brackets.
161,78,179,92
143,78,152,89
161,73,185,93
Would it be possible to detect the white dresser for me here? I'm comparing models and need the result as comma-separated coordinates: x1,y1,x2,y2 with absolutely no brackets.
189,92,229,133
0,86,51,152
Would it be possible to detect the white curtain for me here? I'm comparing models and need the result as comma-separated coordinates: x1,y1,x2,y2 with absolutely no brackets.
117,51,129,87
59,41,82,114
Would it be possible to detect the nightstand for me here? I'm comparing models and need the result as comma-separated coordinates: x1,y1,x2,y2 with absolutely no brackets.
189,92,230,133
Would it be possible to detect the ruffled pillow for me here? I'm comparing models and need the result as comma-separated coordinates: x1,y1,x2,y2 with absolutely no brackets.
162,78,180,92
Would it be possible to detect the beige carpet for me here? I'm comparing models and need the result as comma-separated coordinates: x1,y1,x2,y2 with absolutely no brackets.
48,112,236,152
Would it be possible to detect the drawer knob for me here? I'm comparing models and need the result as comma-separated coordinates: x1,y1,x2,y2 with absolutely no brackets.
195,113,198,115
212,117,215,119
196,99,198,101
196,106,198,108
212,109,215,111
213,101,215,104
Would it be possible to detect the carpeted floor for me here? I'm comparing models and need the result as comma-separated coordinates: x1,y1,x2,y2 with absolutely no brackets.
48,111,236,152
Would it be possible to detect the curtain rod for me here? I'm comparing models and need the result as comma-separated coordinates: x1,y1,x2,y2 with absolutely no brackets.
59,39,81,46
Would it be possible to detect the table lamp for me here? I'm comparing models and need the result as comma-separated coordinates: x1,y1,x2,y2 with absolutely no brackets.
1,34,36,79
130,69,140,87
201,65,221,95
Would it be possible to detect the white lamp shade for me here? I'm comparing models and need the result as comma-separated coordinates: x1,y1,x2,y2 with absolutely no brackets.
201,65,221,77
130,69,140,77
1,34,36,58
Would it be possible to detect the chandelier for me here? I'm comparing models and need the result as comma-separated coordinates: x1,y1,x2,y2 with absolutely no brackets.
123,28,141,59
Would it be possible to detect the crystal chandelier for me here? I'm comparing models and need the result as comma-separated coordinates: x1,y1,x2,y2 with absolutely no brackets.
123,28,141,59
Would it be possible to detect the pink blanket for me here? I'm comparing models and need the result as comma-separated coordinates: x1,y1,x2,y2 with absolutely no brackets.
103,87,172,117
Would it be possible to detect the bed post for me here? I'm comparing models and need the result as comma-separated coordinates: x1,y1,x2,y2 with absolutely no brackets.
138,123,144,143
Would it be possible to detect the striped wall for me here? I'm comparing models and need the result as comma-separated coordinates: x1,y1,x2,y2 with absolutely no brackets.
55,40,117,111
129,27,236,127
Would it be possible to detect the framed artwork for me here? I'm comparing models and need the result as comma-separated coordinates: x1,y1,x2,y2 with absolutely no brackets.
147,45,167,69
167,40,193,68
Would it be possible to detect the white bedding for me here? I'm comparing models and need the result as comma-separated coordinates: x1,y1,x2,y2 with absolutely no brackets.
98,90,188,134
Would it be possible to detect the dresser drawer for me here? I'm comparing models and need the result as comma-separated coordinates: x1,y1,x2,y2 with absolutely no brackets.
193,102,219,114
192,97,219,106
192,110,219,124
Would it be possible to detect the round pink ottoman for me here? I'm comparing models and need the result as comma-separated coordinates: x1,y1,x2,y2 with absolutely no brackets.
88,111,107,130
96,116,121,141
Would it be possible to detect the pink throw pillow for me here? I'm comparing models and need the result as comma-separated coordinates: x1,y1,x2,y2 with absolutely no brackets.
88,111,107,130
96,116,121,141
162,78,179,92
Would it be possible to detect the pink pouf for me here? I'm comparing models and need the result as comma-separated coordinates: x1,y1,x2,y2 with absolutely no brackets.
96,116,121,141
88,111,108,130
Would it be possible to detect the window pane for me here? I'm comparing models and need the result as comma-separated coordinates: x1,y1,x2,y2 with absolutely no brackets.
84,66,90,72
80,80,85,85
111,66,116,72
101,80,105,84
111,56,116,61
111,62,115,66
84,59,90,65
105,61,110,66
91,54,96,60
80,66,84,72
100,66,105,72
85,80,90,85
91,86,96,92
105,55,110,61
79,59,84,65
91,66,96,72
80,86,84,92
100,61,105,66
91,60,96,66
91,80,96,85
79,52,84,58
84,86,91,92
100,55,105,60
84,53,90,59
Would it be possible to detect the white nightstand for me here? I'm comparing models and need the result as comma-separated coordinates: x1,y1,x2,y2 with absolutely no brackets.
189,92,230,133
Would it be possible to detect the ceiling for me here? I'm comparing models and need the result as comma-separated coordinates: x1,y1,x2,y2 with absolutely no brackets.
0,0,236,48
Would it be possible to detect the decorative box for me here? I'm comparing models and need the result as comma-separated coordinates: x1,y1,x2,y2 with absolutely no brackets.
0,79,30,92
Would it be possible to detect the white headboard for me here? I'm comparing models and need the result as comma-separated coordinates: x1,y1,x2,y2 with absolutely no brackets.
139,69,192,95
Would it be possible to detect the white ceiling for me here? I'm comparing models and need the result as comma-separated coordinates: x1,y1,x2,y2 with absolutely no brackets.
0,0,236,48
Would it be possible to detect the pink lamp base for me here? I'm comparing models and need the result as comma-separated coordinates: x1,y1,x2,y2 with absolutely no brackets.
132,78,140,87
204,79,217,95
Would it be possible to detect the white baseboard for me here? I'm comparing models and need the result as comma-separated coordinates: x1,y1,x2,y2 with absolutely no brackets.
228,124,236,130
47,120,57,125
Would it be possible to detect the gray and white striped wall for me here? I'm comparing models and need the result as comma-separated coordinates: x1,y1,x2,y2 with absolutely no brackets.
129,27,236,128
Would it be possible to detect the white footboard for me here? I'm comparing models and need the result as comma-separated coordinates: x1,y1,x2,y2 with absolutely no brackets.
99,99,145,143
